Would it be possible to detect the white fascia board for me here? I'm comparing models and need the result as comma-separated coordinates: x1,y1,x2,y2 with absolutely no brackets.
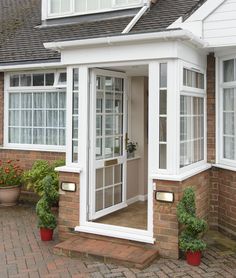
44,29,207,51
0,62,63,72
186,0,225,22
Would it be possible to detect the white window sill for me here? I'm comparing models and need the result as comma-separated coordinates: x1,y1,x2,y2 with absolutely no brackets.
213,163,236,172
151,163,212,182
55,165,82,173
127,156,141,162
0,145,66,153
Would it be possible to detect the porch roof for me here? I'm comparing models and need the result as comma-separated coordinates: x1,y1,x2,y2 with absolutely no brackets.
0,0,204,66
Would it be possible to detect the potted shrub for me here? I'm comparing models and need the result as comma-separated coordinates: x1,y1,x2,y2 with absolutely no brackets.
127,140,138,158
36,175,58,241
177,187,207,266
0,160,23,206
23,160,64,208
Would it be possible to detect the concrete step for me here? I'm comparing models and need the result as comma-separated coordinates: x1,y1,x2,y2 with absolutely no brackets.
54,234,159,269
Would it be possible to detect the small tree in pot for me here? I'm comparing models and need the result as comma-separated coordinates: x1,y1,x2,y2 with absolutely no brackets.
36,176,58,241
177,187,207,266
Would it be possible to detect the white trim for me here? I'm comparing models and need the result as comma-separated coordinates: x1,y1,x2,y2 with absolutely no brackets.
0,146,65,153
217,55,236,168
46,0,145,20
55,165,82,173
75,225,155,244
126,194,147,205
152,163,212,182
44,30,206,50
122,4,149,34
0,62,63,71
213,163,236,172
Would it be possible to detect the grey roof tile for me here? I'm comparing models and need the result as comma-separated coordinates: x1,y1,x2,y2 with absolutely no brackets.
0,0,204,65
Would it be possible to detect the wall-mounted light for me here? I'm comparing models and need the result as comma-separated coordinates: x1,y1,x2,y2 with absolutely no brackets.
155,191,174,203
61,182,76,192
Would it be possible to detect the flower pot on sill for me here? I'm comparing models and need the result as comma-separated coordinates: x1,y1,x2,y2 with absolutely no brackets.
186,251,202,266
127,152,135,159
0,185,21,206
40,227,54,241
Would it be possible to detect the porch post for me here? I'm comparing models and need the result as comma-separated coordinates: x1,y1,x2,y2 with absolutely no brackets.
78,66,89,226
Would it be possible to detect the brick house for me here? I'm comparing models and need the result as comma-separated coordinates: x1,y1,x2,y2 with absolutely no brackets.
0,0,236,259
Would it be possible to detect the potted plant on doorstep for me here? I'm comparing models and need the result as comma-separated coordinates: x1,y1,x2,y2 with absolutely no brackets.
127,140,138,159
177,187,207,266
0,160,23,206
36,176,58,241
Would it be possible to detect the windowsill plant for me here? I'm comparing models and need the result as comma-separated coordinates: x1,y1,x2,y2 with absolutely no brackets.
0,160,23,206
127,140,138,159
177,187,207,266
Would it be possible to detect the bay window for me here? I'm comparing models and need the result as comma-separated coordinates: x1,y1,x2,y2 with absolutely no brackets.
220,58,236,166
47,0,144,18
6,72,66,150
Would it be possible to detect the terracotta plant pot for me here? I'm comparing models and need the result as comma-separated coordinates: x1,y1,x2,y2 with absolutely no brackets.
186,251,201,266
40,228,54,241
0,185,21,206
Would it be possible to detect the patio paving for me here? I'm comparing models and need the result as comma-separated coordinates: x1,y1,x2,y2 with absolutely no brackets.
0,204,236,278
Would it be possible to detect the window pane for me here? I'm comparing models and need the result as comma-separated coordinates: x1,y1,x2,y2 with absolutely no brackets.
9,93,20,109
180,96,204,168
50,0,60,13
160,63,167,88
45,73,54,86
160,90,167,115
61,0,70,12
10,75,19,87
33,74,44,86
159,144,167,169
20,74,31,86
8,91,65,147
224,136,235,160
224,59,234,82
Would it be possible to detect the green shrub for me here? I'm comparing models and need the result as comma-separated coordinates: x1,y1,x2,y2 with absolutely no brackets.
177,187,207,252
36,176,57,230
23,159,64,196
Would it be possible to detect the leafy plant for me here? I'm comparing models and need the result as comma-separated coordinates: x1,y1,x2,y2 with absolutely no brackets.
177,187,207,252
127,140,138,154
36,176,57,230
0,160,23,187
23,159,64,196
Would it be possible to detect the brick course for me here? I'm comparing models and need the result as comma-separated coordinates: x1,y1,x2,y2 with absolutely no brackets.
154,169,211,259
58,172,80,241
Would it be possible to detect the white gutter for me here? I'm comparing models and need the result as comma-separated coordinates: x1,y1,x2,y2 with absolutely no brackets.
122,3,149,34
44,29,207,51
0,61,63,71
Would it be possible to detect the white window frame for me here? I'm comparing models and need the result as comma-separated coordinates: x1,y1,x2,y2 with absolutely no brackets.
4,71,67,152
217,55,236,169
43,0,145,20
178,61,207,174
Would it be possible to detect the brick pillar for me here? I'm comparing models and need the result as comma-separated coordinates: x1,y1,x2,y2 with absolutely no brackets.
209,167,219,229
58,172,80,241
154,169,211,259
207,53,216,163
0,72,4,146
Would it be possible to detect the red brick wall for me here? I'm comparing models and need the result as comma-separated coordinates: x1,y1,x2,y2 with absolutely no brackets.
0,149,65,170
58,172,80,241
207,53,216,164
217,169,236,239
154,169,211,259
0,72,4,146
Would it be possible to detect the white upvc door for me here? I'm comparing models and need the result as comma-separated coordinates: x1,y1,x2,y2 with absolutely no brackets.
89,69,127,220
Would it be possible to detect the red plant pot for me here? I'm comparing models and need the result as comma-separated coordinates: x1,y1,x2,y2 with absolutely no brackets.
40,228,54,241
186,251,202,266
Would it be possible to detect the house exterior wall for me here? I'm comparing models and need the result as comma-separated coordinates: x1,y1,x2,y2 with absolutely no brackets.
58,171,80,241
203,0,236,47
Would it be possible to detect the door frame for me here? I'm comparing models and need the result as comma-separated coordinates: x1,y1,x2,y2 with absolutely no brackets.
75,61,155,244
89,68,128,220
